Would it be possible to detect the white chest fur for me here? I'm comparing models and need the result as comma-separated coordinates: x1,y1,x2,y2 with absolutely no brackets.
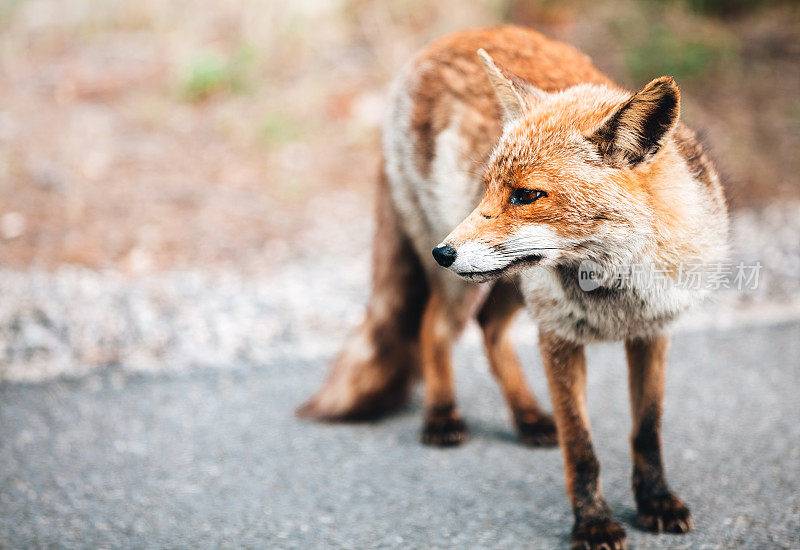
519,262,702,343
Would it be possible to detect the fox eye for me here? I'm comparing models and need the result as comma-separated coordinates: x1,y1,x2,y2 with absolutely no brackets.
509,188,547,205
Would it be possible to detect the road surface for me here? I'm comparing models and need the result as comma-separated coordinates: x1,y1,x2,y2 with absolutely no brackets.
2,321,799,548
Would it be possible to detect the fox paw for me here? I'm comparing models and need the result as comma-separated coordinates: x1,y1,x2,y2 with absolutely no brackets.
515,412,558,447
636,493,694,533
420,405,468,447
571,518,627,550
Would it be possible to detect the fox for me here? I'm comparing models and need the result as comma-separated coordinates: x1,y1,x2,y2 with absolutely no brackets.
298,26,728,549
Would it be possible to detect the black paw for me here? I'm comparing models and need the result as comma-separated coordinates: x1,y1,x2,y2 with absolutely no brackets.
571,518,627,550
636,493,694,533
420,406,468,447
515,412,558,447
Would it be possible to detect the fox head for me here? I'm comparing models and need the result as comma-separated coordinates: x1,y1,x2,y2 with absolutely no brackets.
432,49,681,283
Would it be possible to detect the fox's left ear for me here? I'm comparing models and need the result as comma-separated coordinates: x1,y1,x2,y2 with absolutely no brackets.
588,76,680,167
477,49,547,124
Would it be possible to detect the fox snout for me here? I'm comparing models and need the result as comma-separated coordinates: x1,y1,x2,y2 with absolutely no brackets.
432,210,506,279
431,239,514,282
433,220,561,281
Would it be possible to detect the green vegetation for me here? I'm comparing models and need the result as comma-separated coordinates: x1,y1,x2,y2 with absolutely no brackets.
260,111,305,145
623,25,734,83
179,45,257,101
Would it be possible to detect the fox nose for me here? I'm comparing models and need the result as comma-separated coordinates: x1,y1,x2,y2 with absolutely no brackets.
432,244,457,267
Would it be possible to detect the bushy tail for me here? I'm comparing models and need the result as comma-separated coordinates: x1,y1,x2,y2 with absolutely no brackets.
297,165,429,420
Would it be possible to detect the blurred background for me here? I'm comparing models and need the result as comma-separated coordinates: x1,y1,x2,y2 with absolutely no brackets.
2,1,799,547
1,0,799,381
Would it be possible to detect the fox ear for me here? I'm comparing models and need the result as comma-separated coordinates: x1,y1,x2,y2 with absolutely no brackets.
589,76,680,167
477,49,546,124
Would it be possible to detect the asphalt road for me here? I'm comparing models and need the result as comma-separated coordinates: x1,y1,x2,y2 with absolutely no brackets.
1,321,799,549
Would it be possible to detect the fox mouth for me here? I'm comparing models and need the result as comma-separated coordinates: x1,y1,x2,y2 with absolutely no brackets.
455,254,543,282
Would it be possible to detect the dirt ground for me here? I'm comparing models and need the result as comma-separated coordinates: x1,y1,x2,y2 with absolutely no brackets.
1,0,798,272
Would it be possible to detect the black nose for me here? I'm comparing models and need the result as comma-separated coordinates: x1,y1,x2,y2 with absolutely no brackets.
432,244,457,267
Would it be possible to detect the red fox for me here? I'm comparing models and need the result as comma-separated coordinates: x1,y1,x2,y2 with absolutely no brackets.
299,26,728,549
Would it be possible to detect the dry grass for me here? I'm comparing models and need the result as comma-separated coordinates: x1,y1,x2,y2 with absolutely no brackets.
0,0,797,271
